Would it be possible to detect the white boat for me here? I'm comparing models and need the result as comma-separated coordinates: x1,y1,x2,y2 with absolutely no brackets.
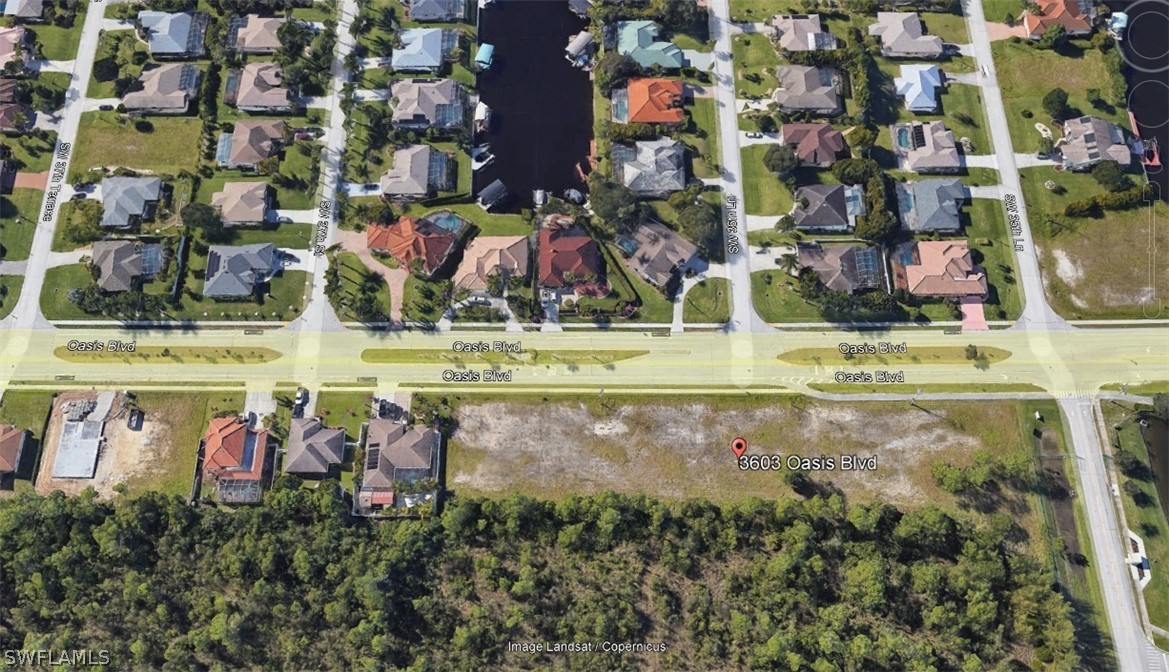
533,190,547,207
1109,12,1129,40
471,145,495,171
474,101,492,133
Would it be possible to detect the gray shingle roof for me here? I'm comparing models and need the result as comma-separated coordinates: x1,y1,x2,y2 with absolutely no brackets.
614,137,686,194
792,184,866,231
283,417,346,474
100,177,162,228
408,0,463,22
91,240,144,292
896,178,968,232
362,419,438,488
391,28,446,71
868,12,944,58
773,65,842,115
139,11,207,57
203,243,279,297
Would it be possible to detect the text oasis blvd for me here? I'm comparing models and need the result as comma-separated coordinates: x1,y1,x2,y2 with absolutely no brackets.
66,340,137,352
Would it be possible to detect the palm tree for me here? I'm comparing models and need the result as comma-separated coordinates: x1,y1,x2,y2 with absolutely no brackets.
779,253,799,276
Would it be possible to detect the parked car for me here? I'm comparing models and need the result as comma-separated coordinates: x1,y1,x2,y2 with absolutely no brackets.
745,132,763,139
98,104,114,111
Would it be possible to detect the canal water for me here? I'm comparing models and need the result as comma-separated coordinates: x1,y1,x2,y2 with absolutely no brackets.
1107,0,1169,201
474,0,593,211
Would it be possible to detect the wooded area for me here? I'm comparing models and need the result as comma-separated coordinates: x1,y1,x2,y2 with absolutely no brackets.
0,485,1078,670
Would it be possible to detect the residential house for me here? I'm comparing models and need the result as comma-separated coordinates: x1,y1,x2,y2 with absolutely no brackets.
283,417,345,475
768,14,837,52
612,137,686,197
358,418,440,511
778,123,846,167
894,240,987,298
619,77,684,125
620,221,698,288
366,216,457,276
616,21,684,69
379,144,452,200
389,78,465,129
407,0,464,23
3,0,43,22
538,217,601,289
0,27,31,74
867,12,944,58
1060,115,1132,170
122,63,201,115
791,184,866,232
203,243,281,298
796,242,883,294
211,181,271,227
0,424,28,476
138,11,209,59
234,14,284,54
896,178,968,233
0,85,30,134
202,416,269,503
891,120,961,173
895,64,943,113
100,177,162,229
452,235,529,291
565,30,595,68
391,28,454,73
1023,0,1092,39
233,62,293,112
221,119,285,170
773,65,842,116
91,240,155,292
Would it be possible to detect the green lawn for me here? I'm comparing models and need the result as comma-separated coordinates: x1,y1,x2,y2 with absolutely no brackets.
0,390,53,491
681,97,721,179
920,11,970,44
607,244,675,323
402,273,447,323
87,30,148,99
70,112,202,179
750,270,824,322
31,6,87,60
981,0,1022,23
683,277,730,324
729,0,800,22
740,145,795,215
331,251,392,322
291,4,335,22
992,39,1129,154
8,131,58,173
314,390,369,491
411,202,529,236
0,188,44,261
0,276,22,320
965,198,1023,320
731,32,778,99
38,263,91,319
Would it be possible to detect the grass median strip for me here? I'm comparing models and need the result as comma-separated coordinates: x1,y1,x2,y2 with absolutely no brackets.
54,346,282,364
361,348,649,366
808,382,1046,394
780,345,1012,366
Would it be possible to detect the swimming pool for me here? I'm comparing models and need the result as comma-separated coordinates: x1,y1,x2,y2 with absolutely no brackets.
895,127,911,150
424,211,468,233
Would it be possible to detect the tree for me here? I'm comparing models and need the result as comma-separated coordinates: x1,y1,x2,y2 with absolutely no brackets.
1154,393,1169,423
755,114,777,133
847,126,878,156
762,143,799,180
1090,160,1132,193
677,200,722,261
1036,24,1067,50
596,53,641,95
587,174,640,234
181,202,225,242
831,158,880,185
1042,87,1070,121
92,56,119,82
965,344,979,360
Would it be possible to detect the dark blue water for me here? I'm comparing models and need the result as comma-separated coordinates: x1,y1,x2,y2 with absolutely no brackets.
474,0,593,211
1108,0,1169,201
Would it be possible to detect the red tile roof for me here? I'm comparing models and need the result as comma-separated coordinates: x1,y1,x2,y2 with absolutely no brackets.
0,423,25,473
901,241,988,298
538,223,600,288
780,123,846,166
203,416,268,480
367,216,456,274
1023,0,1091,37
626,78,685,124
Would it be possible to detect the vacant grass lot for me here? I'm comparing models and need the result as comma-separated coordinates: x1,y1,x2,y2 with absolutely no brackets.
31,6,87,60
750,270,823,322
681,98,721,179
992,39,1129,154
966,197,1023,320
86,30,149,99
920,11,970,43
729,0,800,22
1021,166,1169,319
8,131,58,173
70,112,201,179
682,277,730,324
740,145,795,215
0,188,44,261
0,276,22,320
731,32,778,99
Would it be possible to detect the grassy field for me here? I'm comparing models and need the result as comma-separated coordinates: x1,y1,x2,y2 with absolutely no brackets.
53,346,282,364
992,39,1129,154
8,131,58,173
966,197,1024,320
731,32,778,99
682,277,730,324
729,0,800,22
740,145,795,215
70,112,201,179
361,348,649,366
31,5,87,60
0,276,22,320
0,188,44,261
86,30,149,99
920,11,970,43
0,391,53,494
681,98,721,179
779,345,1012,366
1020,166,1169,319
750,270,823,322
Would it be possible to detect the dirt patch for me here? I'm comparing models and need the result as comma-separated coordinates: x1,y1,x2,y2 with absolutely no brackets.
986,22,1026,41
1052,249,1083,285
447,398,995,506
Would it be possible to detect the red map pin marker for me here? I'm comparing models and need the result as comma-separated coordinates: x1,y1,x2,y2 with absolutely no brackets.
731,437,748,459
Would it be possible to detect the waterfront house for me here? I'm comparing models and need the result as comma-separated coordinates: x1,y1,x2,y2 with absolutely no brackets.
891,120,961,173
538,219,601,289
791,184,866,232
896,178,968,233
1022,0,1092,39
122,63,201,115
379,144,452,201
1060,115,1132,170
389,78,465,130
616,21,684,69
868,13,944,58
767,14,837,52
796,242,882,293
619,78,684,125
100,177,162,229
390,28,452,73
407,0,464,23
773,66,842,116
203,243,281,299
211,181,271,227
366,216,457,276
612,137,687,197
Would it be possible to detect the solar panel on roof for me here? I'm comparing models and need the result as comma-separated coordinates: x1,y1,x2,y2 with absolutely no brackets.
366,448,381,471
